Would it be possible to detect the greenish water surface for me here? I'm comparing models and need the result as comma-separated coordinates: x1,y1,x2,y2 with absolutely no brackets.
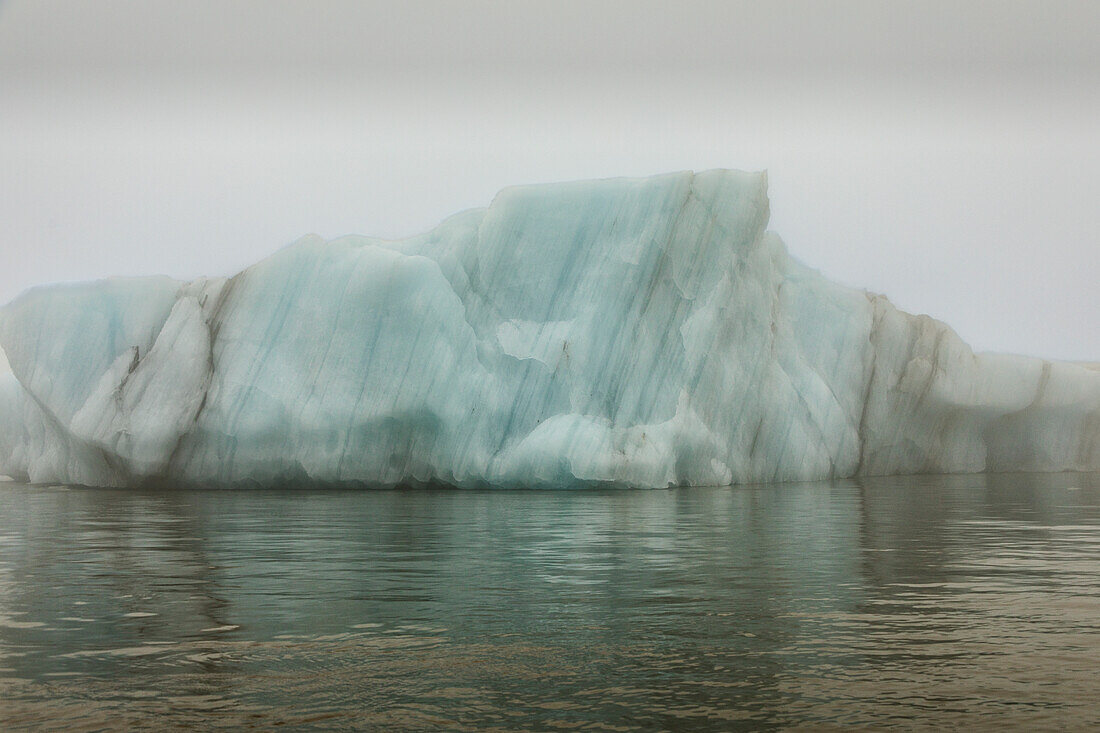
1,472,1098,730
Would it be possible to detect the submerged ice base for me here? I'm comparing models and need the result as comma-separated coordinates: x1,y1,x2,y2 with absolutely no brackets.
1,170,1098,488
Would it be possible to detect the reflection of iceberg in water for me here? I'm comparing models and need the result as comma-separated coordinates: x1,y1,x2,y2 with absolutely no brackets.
0,480,862,724
0,488,249,702
1,475,1098,727
1,170,1098,488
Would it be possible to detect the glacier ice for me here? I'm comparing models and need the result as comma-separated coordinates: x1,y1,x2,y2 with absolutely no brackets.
0,170,1097,488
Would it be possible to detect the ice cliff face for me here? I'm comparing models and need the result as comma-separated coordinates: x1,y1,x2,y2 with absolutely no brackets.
1,170,1097,488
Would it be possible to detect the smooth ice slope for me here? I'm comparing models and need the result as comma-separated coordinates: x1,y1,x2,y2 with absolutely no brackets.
1,170,1097,488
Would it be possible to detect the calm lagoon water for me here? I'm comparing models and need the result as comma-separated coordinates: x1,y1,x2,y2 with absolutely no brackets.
1,472,1098,730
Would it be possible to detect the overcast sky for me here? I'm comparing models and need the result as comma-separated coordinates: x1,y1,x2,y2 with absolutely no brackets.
1,0,1097,362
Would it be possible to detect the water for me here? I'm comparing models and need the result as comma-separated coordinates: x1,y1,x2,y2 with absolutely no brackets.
0,472,1098,731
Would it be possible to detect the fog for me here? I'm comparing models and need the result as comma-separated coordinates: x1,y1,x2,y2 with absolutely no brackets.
1,0,1097,360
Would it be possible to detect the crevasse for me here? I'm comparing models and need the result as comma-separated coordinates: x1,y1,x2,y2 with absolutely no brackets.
1,170,1097,488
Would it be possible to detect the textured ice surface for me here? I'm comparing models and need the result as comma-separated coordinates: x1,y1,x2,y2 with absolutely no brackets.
1,170,1097,488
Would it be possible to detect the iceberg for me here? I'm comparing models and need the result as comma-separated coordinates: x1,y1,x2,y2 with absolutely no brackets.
1,170,1097,488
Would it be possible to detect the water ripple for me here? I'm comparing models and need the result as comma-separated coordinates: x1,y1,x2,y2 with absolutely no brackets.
0,472,1098,730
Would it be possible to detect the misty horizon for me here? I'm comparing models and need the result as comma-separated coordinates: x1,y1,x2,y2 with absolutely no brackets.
1,0,1097,361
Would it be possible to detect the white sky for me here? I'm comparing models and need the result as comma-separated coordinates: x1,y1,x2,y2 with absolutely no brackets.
1,0,1097,361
